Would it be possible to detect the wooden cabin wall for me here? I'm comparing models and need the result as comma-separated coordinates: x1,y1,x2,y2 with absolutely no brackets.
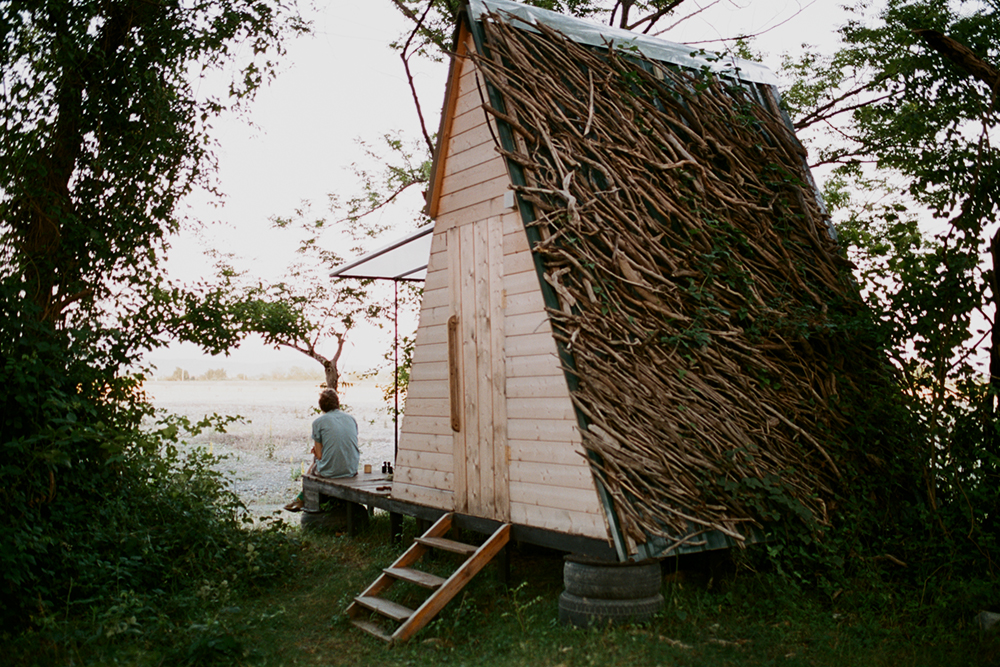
396,27,608,540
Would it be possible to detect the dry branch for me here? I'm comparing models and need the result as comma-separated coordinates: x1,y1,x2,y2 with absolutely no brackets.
473,12,884,544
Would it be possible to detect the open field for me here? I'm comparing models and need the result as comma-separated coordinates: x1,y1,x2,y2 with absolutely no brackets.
145,379,397,515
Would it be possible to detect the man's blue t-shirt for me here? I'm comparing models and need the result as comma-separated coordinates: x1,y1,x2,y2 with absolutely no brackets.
312,409,359,478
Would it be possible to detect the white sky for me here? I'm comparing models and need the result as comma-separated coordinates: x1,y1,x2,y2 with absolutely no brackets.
146,0,852,378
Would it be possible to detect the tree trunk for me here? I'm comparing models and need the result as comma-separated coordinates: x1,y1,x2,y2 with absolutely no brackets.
991,229,1000,418
323,359,339,391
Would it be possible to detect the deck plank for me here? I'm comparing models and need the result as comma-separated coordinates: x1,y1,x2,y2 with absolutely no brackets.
414,536,478,556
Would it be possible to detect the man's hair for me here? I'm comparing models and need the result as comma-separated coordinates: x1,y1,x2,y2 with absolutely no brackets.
318,389,340,413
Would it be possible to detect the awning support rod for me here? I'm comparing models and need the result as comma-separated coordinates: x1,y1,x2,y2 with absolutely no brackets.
394,279,400,461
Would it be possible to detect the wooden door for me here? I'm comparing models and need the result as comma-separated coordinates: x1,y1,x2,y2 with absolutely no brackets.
447,217,509,520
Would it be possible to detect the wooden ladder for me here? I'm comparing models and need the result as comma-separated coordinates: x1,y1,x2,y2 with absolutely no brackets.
347,512,510,644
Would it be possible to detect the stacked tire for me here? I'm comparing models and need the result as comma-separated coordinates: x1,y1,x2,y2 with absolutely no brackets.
558,556,663,628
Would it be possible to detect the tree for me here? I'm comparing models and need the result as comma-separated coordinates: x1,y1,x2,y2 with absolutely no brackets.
225,132,430,390
778,0,1000,557
167,367,191,381
0,0,305,631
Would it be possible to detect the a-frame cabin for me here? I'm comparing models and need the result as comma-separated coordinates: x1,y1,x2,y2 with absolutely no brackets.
386,0,874,562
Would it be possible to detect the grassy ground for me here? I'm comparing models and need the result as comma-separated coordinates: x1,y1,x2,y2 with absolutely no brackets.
212,515,999,667
7,513,1000,666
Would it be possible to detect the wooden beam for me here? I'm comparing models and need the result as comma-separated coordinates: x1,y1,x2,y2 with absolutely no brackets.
426,24,472,219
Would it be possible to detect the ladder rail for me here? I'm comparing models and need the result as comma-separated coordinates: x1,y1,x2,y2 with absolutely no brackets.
347,513,454,613
391,523,510,643
347,513,511,644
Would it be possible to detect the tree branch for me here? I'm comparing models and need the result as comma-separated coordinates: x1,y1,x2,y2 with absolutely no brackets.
331,331,346,368
386,0,449,52
914,28,1000,104
680,1,818,46
609,1,625,29
794,91,896,131
400,1,437,156
626,0,688,34
653,0,719,37
334,178,425,227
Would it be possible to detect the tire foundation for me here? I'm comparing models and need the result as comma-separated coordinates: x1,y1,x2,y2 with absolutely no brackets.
558,556,664,628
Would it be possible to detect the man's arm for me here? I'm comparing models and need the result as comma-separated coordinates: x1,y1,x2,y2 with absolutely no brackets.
308,441,322,475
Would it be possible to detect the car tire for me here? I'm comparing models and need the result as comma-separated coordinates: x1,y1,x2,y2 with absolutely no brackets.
563,559,661,600
558,591,664,628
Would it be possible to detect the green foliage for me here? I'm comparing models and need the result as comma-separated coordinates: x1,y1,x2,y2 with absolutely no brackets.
764,0,1000,591
0,0,303,643
0,0,307,331
0,321,296,631
841,1,1000,223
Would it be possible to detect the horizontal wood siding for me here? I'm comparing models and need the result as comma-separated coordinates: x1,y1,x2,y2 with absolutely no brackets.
507,396,576,422
396,172,455,507
511,502,607,538
500,213,607,540
397,449,454,474
398,30,608,543
392,482,454,510
510,439,589,466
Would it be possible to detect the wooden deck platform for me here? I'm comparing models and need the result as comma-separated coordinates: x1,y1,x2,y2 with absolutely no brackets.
300,472,616,559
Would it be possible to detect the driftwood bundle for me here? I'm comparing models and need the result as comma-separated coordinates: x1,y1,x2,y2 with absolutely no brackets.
473,13,879,547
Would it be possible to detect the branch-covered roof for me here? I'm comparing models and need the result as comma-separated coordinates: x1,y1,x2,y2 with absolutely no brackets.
469,6,893,553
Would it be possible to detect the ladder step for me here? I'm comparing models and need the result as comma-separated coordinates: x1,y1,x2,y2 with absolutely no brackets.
384,567,446,589
414,536,478,556
351,618,392,642
355,595,414,622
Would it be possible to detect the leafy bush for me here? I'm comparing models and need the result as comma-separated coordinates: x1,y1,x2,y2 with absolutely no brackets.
0,266,294,647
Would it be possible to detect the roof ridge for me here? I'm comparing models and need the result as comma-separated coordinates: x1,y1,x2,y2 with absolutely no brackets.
467,0,777,86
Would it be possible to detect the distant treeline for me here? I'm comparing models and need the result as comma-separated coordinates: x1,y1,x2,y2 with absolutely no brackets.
161,366,326,382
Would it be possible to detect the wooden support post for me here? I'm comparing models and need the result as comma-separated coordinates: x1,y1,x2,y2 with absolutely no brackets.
497,542,511,588
390,512,404,545
347,503,358,536
303,483,320,512
347,502,369,537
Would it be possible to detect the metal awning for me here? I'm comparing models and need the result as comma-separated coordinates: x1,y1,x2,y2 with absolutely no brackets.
329,224,434,282
328,224,435,461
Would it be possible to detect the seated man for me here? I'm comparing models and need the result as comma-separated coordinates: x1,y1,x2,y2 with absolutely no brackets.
284,388,359,512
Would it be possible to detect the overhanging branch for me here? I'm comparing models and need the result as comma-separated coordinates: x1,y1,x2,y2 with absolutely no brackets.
914,28,1000,105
